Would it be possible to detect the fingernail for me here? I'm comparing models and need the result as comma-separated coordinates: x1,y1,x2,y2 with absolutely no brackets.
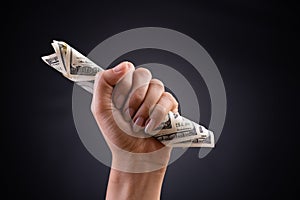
113,63,127,73
144,118,150,126
145,119,156,135
133,117,144,132
124,108,134,121
115,95,125,109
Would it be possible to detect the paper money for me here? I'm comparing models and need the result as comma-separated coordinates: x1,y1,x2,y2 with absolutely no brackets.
168,131,214,148
150,112,213,147
42,40,103,82
41,40,215,148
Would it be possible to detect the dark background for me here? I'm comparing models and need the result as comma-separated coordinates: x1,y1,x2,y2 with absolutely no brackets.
4,0,298,199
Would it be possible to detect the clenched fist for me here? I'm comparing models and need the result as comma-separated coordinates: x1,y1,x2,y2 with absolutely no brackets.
91,61,178,155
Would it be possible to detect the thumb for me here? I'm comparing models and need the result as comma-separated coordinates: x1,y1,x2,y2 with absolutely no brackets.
91,62,134,115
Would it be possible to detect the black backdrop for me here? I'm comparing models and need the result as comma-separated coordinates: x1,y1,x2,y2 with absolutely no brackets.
4,1,297,199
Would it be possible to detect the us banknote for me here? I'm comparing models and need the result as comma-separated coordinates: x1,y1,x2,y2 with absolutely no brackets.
42,40,215,148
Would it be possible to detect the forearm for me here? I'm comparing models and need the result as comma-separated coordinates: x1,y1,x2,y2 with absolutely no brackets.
106,167,167,200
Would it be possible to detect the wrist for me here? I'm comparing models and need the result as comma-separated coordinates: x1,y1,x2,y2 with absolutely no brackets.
111,146,171,173
106,167,167,200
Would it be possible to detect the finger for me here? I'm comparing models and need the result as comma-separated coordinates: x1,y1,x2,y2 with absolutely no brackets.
112,64,134,109
144,92,179,134
91,62,133,116
132,79,165,132
123,68,152,121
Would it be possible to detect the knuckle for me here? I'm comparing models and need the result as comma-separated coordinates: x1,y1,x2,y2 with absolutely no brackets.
134,68,152,79
150,79,164,89
162,92,173,99
162,92,178,106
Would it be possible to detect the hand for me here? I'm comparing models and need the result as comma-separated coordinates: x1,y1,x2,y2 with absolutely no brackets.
91,61,178,200
91,61,178,164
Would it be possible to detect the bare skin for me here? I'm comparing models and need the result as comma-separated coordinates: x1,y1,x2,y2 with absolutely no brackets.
91,61,178,200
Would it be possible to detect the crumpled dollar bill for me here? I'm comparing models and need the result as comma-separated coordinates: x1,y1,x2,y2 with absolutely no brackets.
42,40,215,148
